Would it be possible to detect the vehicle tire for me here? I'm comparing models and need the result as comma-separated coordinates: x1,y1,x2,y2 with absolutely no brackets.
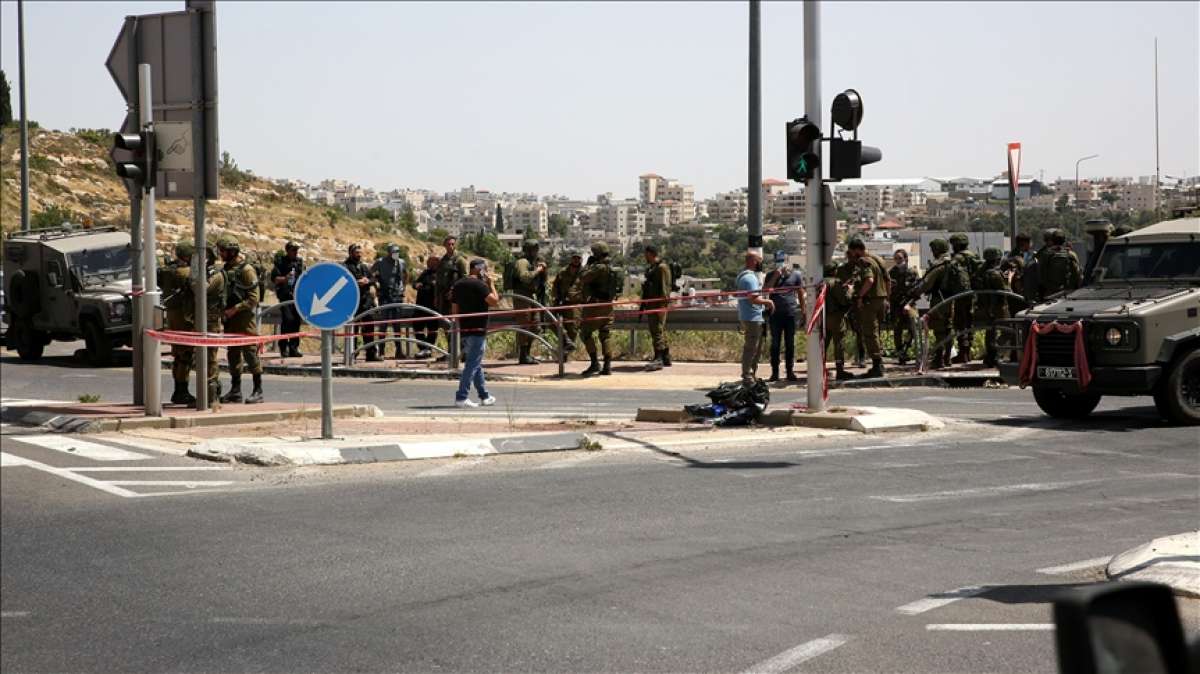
82,319,114,367
11,321,45,361
8,270,40,319
1153,347,1200,426
1032,385,1102,419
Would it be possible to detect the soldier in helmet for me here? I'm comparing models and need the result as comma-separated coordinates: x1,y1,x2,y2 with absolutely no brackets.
948,232,981,364
1082,220,1113,285
345,243,380,362
550,250,584,352
977,247,1011,367
1040,230,1082,297
216,235,265,404
165,240,197,406
641,243,673,371
371,243,407,359
570,241,616,376
510,239,548,365
825,258,858,380
846,238,890,379
271,241,305,358
202,244,226,402
888,249,921,366
911,239,956,369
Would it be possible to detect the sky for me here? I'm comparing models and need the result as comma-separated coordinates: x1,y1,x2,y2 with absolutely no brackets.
1,1,1197,199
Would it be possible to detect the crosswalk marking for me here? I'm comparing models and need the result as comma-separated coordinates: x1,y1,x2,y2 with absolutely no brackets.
0,452,138,497
16,435,150,461
895,586,984,615
1,451,33,467
68,466,230,472
105,480,236,487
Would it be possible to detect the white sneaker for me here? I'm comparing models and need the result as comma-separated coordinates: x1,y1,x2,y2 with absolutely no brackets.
480,396,496,407
455,399,479,409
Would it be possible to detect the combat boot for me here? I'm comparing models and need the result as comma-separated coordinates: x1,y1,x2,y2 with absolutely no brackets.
207,381,222,408
518,344,540,365
661,348,672,367
291,344,304,358
365,348,383,363
786,369,800,382
645,350,664,372
220,376,243,403
170,381,196,406
600,357,612,376
862,357,884,379
767,365,780,382
835,361,855,381
581,355,600,377
244,374,264,404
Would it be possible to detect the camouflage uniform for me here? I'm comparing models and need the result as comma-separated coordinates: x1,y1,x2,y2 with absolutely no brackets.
1040,233,1083,297
977,247,1011,367
511,243,547,364
915,240,956,369
217,236,264,404
825,261,857,380
888,260,921,365
571,242,615,376
345,247,378,362
435,249,470,351
851,250,890,377
949,233,980,364
550,255,583,350
641,255,672,370
203,247,226,402
164,241,197,405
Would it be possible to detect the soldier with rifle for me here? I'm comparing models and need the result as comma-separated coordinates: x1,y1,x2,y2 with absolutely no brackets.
371,243,408,359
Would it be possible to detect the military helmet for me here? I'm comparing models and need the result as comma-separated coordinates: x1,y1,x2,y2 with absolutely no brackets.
175,240,196,258
522,239,540,252
983,247,1002,262
590,241,610,257
569,249,584,259
823,262,838,277
1112,225,1134,237
948,232,969,247
215,234,240,251
1042,228,1058,242
929,238,949,255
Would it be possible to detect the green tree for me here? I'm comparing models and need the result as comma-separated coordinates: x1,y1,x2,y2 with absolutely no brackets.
362,206,393,223
31,204,76,229
547,213,569,238
494,204,504,232
461,231,511,264
397,205,418,234
0,70,12,126
1100,192,1119,205
1055,194,1070,213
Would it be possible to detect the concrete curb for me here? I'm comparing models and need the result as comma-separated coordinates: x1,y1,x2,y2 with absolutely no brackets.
0,403,382,434
634,406,943,433
1106,531,1200,598
187,431,593,466
835,372,1002,389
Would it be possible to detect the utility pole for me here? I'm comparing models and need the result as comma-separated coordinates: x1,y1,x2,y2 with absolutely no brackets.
138,64,162,416
17,0,30,232
190,3,211,410
747,0,762,254
803,0,825,411
1154,37,1161,219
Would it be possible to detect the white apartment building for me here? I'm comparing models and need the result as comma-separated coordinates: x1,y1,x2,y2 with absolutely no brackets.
595,199,646,240
639,174,697,224
505,202,549,237
770,189,807,224
706,190,748,224
1116,183,1156,211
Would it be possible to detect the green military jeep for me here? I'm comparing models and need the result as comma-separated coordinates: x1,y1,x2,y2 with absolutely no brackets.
3,226,135,366
998,217,1200,425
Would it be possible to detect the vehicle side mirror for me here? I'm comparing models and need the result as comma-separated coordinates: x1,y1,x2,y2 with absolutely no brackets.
47,272,60,287
1053,581,1191,674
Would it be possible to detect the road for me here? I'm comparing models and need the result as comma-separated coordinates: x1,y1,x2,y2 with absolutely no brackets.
3,344,1198,673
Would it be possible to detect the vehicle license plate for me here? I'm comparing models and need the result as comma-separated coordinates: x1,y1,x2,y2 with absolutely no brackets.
1037,366,1076,380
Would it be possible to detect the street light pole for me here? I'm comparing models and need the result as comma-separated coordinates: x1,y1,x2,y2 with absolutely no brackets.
17,0,30,232
1075,153,1099,205
747,0,762,254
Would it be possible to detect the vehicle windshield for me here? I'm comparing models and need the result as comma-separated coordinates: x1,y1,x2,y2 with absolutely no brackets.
1092,241,1200,283
70,246,133,284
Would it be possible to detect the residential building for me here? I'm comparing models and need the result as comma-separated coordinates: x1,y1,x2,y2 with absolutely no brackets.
639,173,697,225
706,189,748,224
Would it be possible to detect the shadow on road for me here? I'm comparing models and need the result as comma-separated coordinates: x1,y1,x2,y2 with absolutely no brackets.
974,582,1102,605
597,431,797,470
972,405,1171,433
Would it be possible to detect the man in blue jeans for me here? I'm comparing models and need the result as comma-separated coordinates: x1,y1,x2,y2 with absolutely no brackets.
451,259,500,408
736,251,774,384
764,251,806,382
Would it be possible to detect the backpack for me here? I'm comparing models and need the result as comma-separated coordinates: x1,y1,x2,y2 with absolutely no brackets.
503,259,519,293
941,256,972,296
1042,248,1076,293
668,260,683,293
604,266,625,301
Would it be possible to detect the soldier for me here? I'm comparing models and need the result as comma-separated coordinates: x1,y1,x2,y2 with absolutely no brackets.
434,235,470,357
371,243,408,359
1081,220,1113,285
550,250,583,353
1002,254,1026,317
571,241,616,377
510,240,548,365
825,259,857,380
846,238,890,379
977,247,1011,367
1112,224,1134,237
912,239,956,370
888,249,921,365
1040,230,1082,297
1013,232,1034,266
202,244,226,403
947,232,981,364
270,241,305,358
216,236,264,404
641,243,673,371
165,240,197,406
344,243,380,363
413,255,440,358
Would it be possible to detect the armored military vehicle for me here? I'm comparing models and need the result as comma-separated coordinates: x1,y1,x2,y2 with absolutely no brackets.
3,226,134,365
998,217,1199,425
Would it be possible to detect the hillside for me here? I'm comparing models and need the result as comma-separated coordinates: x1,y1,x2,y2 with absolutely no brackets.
0,125,434,264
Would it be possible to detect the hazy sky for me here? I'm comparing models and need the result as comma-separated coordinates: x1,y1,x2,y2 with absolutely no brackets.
2,1,1196,199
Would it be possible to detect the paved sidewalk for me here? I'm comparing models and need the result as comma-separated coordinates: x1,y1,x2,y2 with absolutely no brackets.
0,399,381,433
1107,531,1200,597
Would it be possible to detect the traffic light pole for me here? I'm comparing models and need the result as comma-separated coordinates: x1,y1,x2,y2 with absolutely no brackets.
803,0,826,412
138,63,163,417
190,6,210,411
747,0,763,254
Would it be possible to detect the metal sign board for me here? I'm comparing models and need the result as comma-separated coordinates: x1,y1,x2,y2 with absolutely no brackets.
105,8,218,200
155,122,193,172
295,263,362,331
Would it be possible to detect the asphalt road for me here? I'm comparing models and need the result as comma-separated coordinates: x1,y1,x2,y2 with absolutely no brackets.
3,345,1198,673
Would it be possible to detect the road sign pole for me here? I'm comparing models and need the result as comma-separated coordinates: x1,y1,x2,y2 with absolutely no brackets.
321,329,333,439
190,5,210,411
803,0,826,412
17,0,29,232
139,63,162,417
130,194,144,406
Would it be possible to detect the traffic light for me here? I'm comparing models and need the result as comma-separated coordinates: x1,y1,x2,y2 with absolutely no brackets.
112,127,155,189
785,116,821,183
827,89,882,182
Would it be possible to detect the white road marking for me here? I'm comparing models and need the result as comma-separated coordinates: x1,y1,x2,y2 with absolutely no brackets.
0,453,138,497
0,398,60,406
95,434,193,456
1,452,33,467
1,611,31,618
67,466,231,473
105,480,236,487
739,634,849,674
1037,556,1112,575
895,586,984,615
16,435,149,461
873,479,1098,503
927,623,1054,631
209,617,326,625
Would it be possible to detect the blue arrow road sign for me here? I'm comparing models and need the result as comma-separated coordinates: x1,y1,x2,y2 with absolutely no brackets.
295,262,361,330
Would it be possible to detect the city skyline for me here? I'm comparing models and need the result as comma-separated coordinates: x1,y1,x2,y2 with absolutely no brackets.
1,1,1196,199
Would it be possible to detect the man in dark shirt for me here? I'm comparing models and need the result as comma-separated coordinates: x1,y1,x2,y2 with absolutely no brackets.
451,259,500,408
412,255,440,358
764,251,806,382
270,241,305,358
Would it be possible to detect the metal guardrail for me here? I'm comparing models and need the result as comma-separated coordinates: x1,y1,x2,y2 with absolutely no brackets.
915,289,1029,372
